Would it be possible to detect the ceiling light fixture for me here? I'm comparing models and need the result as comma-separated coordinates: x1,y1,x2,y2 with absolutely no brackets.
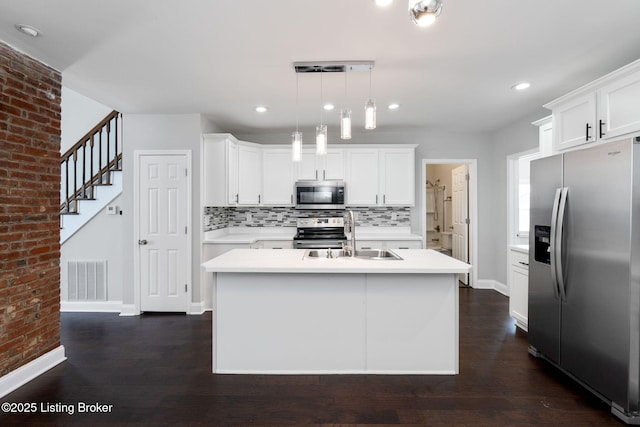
292,73,302,162
365,65,376,130
323,103,335,111
15,24,40,37
255,106,268,113
409,0,443,27
293,61,375,145
388,103,400,110
512,82,531,91
374,0,394,7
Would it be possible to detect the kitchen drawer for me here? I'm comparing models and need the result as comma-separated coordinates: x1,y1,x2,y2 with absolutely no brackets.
251,240,293,249
510,250,529,270
385,240,422,250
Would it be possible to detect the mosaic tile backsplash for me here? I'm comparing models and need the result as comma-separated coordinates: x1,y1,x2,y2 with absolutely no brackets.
203,206,411,231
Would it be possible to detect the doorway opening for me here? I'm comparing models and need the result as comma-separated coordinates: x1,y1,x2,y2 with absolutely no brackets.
422,159,477,287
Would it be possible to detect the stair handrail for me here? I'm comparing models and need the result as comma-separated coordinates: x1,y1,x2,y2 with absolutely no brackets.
60,111,122,214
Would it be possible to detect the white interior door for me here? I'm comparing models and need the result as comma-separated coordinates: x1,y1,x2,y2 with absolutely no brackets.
451,165,469,285
138,153,189,312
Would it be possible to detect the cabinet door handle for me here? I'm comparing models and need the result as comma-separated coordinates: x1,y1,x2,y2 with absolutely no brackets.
291,194,293,204
375,195,378,204
323,170,326,180
585,123,592,141
315,170,318,180
599,119,605,138
518,261,529,266
235,193,239,203
383,194,386,204
258,195,261,204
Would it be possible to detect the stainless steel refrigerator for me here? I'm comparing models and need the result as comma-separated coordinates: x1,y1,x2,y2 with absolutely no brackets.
528,137,640,424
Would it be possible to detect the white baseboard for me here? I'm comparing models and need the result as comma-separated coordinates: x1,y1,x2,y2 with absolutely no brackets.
0,346,66,399
189,301,206,315
475,279,508,296
61,301,122,313
119,304,139,316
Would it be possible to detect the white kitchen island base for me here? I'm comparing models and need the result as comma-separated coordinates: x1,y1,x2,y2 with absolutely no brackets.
213,271,459,375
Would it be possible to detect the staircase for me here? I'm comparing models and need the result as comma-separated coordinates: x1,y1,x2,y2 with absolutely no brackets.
60,111,122,243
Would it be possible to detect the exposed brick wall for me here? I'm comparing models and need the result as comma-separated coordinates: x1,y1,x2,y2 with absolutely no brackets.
0,41,62,376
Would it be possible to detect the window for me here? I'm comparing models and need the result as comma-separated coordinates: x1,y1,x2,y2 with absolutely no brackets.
508,149,541,245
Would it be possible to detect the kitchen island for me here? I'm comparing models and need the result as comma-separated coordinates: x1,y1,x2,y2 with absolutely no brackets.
202,249,470,375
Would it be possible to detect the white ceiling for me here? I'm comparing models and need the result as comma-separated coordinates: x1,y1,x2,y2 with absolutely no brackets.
2,0,640,137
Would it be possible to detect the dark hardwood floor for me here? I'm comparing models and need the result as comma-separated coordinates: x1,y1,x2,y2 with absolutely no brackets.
0,288,626,426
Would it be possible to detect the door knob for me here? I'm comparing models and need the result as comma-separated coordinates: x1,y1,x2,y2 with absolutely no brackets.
138,239,148,245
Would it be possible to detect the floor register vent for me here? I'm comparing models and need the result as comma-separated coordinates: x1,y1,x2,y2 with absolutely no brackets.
67,260,107,301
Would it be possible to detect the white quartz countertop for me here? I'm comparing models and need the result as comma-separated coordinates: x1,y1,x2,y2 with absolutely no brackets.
202,249,471,274
509,244,529,254
203,227,422,244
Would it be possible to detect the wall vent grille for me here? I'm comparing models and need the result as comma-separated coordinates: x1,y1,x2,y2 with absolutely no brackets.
67,260,107,301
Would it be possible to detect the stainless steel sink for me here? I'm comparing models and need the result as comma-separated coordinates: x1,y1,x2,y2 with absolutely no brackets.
303,248,402,260
303,249,348,259
353,249,402,260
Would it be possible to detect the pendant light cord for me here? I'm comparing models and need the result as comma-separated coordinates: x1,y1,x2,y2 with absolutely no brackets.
295,73,299,132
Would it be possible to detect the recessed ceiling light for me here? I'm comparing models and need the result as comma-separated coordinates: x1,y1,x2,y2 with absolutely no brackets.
255,106,268,113
15,24,40,38
512,82,531,91
323,103,335,111
374,0,394,7
387,103,400,110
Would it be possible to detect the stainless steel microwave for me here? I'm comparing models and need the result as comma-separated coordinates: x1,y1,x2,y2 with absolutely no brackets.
295,180,345,210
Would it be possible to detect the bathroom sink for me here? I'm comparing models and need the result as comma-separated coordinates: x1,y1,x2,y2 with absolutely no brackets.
303,248,402,260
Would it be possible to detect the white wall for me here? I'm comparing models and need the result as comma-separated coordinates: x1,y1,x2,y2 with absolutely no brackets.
489,111,544,285
121,114,203,310
60,86,113,153
60,194,124,305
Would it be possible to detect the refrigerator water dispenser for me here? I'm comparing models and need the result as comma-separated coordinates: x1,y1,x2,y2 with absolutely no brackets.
534,225,551,264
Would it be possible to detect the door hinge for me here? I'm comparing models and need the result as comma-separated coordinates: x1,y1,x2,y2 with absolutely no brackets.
184,284,188,292
185,168,188,176
465,173,470,181
465,218,470,225
185,226,188,234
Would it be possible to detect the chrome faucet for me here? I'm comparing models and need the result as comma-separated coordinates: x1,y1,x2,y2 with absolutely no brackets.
343,210,356,257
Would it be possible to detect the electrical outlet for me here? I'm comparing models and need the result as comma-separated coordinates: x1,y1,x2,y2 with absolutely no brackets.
277,213,283,221
246,213,252,221
391,212,397,221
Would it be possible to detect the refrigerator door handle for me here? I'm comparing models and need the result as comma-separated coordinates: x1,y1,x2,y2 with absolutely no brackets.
550,188,562,300
555,187,569,301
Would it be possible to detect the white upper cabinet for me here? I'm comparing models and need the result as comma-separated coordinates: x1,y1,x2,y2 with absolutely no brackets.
237,145,262,205
346,147,415,207
296,148,344,181
545,59,640,153
379,149,415,206
203,134,416,209
262,148,294,206
202,134,238,206
598,69,640,140
551,93,597,151
346,149,379,205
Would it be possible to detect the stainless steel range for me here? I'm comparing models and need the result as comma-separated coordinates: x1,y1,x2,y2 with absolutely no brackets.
293,217,347,249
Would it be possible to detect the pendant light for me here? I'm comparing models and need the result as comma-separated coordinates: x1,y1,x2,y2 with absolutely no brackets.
409,0,443,27
291,73,302,162
316,70,328,155
340,70,352,140
364,65,376,130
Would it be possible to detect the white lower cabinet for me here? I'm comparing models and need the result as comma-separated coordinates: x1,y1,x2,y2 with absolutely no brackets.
356,240,422,250
509,248,529,331
251,240,293,249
